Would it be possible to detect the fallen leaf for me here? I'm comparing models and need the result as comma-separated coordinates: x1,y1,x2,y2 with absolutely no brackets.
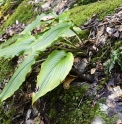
106,98,116,108
63,75,76,89
90,68,96,74
116,119,122,124
113,86,122,97
106,27,114,35
32,99,40,114
40,15,55,21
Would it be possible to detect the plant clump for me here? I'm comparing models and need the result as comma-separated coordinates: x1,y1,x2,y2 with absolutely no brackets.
0,0,122,123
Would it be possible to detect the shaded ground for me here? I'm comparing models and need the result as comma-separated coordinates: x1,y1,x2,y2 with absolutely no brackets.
0,0,122,124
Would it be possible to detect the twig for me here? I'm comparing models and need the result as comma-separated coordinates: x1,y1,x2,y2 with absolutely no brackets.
77,94,84,108
72,68,93,82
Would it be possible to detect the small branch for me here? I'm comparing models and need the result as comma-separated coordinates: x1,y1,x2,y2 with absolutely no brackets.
72,68,93,82
77,94,84,108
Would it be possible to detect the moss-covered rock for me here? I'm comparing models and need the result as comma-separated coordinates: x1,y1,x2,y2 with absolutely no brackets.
0,0,38,30
44,85,117,124
68,0,122,26
0,102,16,124
1,0,122,31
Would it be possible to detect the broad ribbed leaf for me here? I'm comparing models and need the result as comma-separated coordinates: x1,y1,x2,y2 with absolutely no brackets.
0,55,35,102
62,28,77,37
26,22,72,54
21,13,57,34
0,35,19,49
21,14,45,35
0,0,4,6
0,35,35,58
32,50,74,103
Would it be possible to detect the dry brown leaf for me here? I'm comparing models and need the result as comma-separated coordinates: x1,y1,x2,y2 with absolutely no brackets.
106,98,116,108
40,15,55,21
97,63,103,70
106,86,122,109
63,75,76,89
82,7,122,47
113,86,122,97
8,30,15,36
74,57,81,63
116,119,122,124
32,99,40,114
90,68,96,74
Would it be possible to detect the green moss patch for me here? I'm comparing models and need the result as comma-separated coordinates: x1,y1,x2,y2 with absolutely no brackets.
68,0,122,26
0,59,14,84
1,0,38,30
0,103,16,124
43,85,115,124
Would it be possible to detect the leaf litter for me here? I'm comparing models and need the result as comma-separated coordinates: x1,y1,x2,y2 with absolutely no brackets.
1,2,122,124
79,7,122,123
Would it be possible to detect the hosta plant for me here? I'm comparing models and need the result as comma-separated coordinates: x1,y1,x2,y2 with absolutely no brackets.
0,13,81,104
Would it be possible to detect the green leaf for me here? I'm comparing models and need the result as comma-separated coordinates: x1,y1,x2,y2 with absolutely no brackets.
21,14,44,35
0,34,30,49
59,12,70,23
0,0,4,6
21,13,57,35
109,48,122,71
0,35,35,58
0,55,35,102
62,28,77,37
109,60,115,72
32,50,74,103
26,22,72,54
73,26,82,34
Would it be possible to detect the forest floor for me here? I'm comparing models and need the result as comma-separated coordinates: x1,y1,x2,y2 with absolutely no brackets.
0,0,122,124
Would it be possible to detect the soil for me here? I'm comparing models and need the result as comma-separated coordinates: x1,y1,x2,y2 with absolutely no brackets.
0,0,122,124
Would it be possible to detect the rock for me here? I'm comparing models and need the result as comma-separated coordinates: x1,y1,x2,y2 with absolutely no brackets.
91,116,105,124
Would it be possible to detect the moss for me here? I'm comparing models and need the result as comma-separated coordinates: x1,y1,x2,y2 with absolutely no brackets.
67,0,122,26
46,85,90,124
0,59,17,123
0,59,14,84
0,0,23,16
44,85,115,124
113,40,122,50
1,0,38,30
78,29,90,40
2,0,122,31
0,101,16,124
59,0,122,39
